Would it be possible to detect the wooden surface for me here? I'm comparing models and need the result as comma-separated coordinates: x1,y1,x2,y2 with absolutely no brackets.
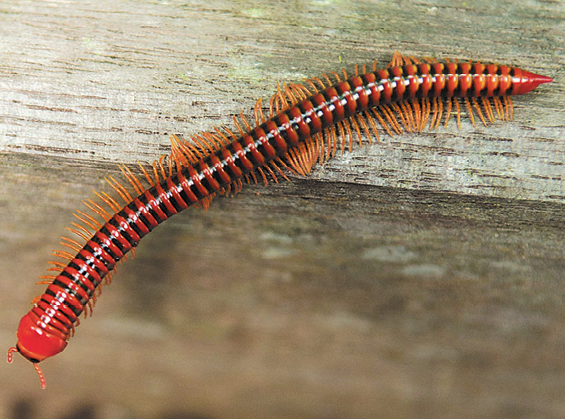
0,0,563,201
0,1,564,419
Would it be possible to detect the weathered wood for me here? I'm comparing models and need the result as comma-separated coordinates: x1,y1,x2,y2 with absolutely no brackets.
0,1,564,419
0,0,562,201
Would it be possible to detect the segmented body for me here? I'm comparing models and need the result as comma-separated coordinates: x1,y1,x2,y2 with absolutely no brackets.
8,54,552,389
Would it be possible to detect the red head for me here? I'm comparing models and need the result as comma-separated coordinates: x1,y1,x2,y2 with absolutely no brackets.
7,313,69,390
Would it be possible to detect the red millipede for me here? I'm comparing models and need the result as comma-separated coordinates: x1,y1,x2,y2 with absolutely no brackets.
7,52,552,389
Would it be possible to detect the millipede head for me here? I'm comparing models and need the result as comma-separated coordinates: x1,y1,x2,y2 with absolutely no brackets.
8,313,70,390
7,346,47,390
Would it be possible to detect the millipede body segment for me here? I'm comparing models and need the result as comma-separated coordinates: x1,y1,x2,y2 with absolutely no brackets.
7,53,552,389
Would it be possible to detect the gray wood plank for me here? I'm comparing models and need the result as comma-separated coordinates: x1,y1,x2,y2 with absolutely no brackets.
0,0,563,201
0,1,564,419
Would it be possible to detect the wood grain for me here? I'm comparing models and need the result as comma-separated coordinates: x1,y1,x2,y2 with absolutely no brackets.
0,1,564,419
0,0,563,201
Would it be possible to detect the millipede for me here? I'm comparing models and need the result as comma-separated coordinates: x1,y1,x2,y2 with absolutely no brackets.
7,52,552,389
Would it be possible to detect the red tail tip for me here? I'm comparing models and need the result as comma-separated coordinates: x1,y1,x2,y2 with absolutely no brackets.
516,70,553,95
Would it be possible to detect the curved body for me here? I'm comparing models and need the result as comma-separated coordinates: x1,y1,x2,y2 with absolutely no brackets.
9,56,552,388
